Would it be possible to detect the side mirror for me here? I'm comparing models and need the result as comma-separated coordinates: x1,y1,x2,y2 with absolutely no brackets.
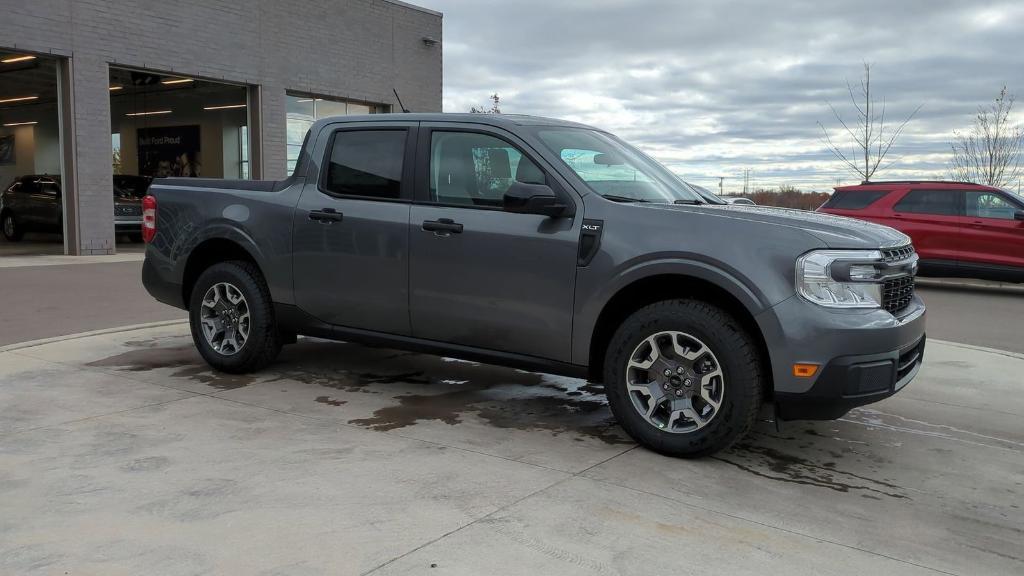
503,182,567,217
1015,210,1024,221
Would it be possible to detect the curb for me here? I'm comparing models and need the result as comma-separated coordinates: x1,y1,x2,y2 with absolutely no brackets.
930,338,1024,361
3,321,1023,365
916,277,1024,295
0,319,188,353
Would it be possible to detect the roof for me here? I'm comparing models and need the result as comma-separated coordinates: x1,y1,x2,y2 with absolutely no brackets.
308,112,601,133
835,180,999,192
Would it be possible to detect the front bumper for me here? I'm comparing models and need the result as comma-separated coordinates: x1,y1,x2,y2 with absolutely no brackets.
759,294,926,421
775,334,925,420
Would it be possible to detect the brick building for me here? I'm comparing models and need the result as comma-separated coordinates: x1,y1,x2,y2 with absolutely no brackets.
0,0,442,255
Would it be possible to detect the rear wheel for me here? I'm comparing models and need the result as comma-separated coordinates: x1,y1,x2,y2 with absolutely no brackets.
2,212,23,241
604,299,763,457
189,261,281,373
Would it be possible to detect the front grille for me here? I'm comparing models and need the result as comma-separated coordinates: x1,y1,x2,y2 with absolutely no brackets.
883,275,915,315
879,244,916,315
881,245,915,263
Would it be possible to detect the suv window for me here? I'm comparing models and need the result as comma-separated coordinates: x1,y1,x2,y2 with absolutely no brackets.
429,131,545,207
965,191,1020,220
823,190,889,210
323,130,406,199
38,178,60,196
893,189,960,216
20,177,41,194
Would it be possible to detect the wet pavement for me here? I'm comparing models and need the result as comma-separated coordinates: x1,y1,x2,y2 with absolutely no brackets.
1,323,1021,575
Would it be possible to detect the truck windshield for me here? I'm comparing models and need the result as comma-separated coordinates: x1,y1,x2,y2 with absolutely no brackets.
535,128,702,204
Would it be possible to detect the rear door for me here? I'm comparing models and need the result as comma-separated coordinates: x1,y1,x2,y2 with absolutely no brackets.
36,177,63,232
960,190,1024,269
407,124,580,361
890,189,962,265
292,122,417,335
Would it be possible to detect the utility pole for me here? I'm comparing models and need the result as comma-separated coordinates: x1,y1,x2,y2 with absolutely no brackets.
718,177,725,196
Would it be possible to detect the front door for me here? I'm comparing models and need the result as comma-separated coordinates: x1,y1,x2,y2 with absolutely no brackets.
408,125,580,362
960,190,1024,269
292,124,416,335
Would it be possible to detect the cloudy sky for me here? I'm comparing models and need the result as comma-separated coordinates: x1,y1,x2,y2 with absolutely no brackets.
420,0,1024,193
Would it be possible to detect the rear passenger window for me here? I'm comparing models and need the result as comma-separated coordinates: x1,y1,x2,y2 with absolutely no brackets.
323,130,406,199
893,190,960,216
823,190,889,210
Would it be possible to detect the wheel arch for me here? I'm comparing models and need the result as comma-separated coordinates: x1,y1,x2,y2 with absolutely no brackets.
585,273,774,400
181,237,263,307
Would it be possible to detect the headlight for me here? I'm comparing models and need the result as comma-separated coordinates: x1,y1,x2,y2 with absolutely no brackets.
796,250,884,308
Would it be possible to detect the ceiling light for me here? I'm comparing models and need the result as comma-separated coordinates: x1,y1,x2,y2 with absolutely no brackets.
1,55,37,64
161,78,193,85
125,110,172,117
296,98,313,103
203,103,247,110
109,85,123,91
0,95,39,104
2,121,37,127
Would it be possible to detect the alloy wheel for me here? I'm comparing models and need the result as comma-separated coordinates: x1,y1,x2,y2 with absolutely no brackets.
3,215,14,237
625,330,725,433
199,282,251,356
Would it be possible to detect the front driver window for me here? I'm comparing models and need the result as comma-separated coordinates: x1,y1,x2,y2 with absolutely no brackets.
429,132,545,207
966,192,1019,220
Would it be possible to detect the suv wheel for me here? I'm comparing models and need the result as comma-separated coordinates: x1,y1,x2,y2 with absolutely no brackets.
604,299,762,457
189,261,281,373
2,212,23,241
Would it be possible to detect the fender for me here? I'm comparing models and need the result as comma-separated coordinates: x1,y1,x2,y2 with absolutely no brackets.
172,220,267,280
571,255,776,366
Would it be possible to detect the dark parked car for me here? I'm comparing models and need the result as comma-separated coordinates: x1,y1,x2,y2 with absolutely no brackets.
1,174,151,241
142,113,925,457
819,181,1024,282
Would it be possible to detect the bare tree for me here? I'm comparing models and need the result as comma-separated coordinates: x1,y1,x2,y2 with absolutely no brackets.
818,63,921,182
949,87,1023,187
470,93,501,114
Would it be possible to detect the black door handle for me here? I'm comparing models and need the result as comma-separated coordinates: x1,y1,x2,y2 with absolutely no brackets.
309,208,343,223
422,218,463,234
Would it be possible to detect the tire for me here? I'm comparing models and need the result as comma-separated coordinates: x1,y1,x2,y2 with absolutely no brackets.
188,260,282,373
2,211,23,241
603,299,763,457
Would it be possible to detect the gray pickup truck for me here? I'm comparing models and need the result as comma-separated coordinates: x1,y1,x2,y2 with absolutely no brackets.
141,113,926,457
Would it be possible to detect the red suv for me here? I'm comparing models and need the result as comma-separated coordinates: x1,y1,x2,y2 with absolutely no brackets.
818,181,1024,282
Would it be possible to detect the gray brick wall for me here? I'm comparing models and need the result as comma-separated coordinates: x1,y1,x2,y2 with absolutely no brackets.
1,0,442,254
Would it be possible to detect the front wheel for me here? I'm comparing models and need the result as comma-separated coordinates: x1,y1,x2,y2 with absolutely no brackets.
603,299,763,457
2,212,23,241
189,261,281,373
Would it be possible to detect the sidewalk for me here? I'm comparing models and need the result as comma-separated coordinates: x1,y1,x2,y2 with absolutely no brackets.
1,323,1021,575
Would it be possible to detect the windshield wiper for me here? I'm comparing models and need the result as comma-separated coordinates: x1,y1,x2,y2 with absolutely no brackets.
602,194,650,203
673,199,703,205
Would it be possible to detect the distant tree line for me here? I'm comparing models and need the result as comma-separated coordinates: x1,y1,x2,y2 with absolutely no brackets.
726,186,830,210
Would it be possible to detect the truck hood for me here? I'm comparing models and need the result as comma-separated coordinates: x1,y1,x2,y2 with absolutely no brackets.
654,203,911,249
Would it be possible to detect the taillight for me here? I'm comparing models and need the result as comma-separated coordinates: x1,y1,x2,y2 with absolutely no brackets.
142,194,157,243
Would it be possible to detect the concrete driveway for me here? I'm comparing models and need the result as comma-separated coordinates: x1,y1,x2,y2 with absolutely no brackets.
1,323,1021,575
